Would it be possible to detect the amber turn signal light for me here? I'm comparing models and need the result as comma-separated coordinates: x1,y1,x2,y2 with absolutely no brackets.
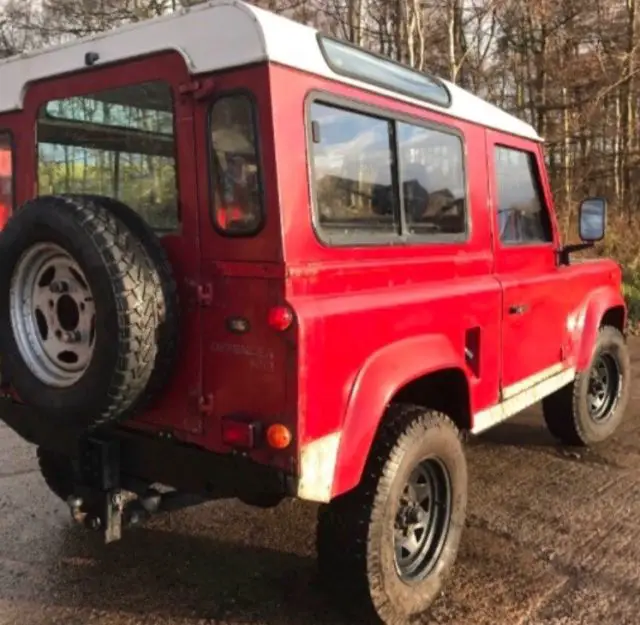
266,424,292,449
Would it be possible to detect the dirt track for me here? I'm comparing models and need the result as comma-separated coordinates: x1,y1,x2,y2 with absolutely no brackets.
2,342,640,624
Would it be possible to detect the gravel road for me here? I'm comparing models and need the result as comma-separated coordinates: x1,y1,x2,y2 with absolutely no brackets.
2,341,640,624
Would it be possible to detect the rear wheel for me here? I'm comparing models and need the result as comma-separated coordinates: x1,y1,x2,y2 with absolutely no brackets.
316,405,467,624
542,326,630,446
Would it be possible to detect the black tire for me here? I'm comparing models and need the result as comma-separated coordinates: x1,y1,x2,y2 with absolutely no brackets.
316,405,467,625
542,325,630,446
0,195,159,429
66,194,180,416
37,447,75,502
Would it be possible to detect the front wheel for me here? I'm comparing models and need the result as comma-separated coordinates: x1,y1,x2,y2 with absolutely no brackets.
316,405,467,624
542,325,630,446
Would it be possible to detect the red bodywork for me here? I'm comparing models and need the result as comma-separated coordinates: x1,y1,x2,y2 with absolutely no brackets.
0,51,625,501
0,138,11,229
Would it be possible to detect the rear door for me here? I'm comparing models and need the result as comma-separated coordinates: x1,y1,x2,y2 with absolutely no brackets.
487,131,569,394
23,51,204,436
192,66,293,456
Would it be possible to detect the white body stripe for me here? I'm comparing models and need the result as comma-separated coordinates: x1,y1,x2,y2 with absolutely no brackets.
0,0,541,142
471,365,576,435
501,362,567,400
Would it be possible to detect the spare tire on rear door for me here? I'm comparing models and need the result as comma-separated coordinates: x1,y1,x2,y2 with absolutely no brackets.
0,194,167,429
65,194,180,419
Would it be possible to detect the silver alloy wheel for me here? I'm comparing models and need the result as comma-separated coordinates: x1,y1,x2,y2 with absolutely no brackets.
10,243,97,388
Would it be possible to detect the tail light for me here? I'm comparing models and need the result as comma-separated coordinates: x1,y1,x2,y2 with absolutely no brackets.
268,305,293,331
221,419,257,449
221,417,293,452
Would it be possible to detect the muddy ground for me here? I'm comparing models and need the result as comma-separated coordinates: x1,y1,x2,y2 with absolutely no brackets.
2,342,640,625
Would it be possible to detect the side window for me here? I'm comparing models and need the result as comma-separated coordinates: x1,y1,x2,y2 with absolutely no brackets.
494,146,552,245
0,132,13,223
397,122,466,238
210,94,263,236
37,81,178,231
310,102,398,240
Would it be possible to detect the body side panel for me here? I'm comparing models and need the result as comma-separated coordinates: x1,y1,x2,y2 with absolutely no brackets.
271,65,502,499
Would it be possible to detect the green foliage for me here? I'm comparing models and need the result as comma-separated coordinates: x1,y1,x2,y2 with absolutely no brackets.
563,214,640,332
38,152,177,230
594,215,640,333
623,269,640,332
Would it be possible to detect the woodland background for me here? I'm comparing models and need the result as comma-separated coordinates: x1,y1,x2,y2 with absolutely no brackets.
2,0,640,323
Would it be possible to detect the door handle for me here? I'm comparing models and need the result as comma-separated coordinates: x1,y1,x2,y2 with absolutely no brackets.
509,304,528,315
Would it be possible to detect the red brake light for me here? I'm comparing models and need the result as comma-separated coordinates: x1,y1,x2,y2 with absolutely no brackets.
268,305,293,331
221,419,256,449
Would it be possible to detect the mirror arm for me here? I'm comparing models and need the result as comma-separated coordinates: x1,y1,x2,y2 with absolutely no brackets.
557,242,593,265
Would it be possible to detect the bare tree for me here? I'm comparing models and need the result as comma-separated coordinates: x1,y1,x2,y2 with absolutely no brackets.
4,0,640,259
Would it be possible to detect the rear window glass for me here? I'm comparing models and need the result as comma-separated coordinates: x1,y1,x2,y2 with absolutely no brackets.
209,94,263,236
319,36,451,108
37,81,178,231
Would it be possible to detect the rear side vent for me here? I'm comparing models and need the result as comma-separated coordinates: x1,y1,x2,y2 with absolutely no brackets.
465,327,481,378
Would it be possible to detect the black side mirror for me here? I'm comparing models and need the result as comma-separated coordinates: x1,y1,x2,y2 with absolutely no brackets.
558,197,607,265
579,197,607,242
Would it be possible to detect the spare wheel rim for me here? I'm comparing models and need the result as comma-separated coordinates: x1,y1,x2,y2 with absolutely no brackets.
10,243,97,388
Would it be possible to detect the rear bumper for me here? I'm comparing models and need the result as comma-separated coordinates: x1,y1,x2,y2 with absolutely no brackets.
0,398,294,500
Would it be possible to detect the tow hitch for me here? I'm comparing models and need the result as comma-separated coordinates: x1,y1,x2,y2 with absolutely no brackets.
66,489,127,543
66,435,206,543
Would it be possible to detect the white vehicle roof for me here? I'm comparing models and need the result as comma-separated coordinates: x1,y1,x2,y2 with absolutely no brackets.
0,0,541,142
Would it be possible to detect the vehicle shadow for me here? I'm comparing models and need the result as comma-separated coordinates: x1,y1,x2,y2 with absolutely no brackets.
472,411,626,469
472,414,557,449
33,519,350,624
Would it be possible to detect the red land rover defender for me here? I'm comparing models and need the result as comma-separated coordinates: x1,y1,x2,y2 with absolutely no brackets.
0,2,630,623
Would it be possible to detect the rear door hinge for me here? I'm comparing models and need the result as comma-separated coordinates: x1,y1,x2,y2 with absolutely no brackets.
196,283,213,306
199,393,214,416
179,78,216,101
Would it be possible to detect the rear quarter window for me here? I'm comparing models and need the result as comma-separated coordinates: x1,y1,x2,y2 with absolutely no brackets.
308,99,468,245
310,101,398,241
